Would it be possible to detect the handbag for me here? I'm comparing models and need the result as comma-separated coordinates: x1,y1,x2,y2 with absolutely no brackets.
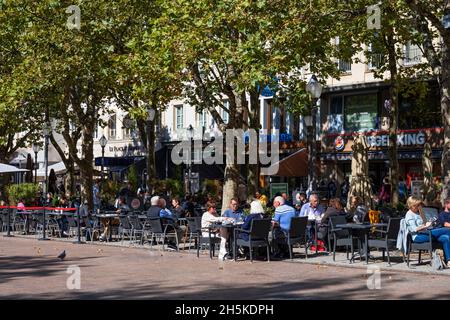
432,249,447,271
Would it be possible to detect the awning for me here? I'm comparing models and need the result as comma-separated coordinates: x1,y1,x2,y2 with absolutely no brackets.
94,156,145,167
36,161,66,177
0,163,29,174
263,148,308,177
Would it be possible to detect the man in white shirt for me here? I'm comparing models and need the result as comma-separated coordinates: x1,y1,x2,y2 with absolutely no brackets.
299,194,324,221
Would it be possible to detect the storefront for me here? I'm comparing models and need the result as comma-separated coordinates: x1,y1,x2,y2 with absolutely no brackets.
319,128,444,192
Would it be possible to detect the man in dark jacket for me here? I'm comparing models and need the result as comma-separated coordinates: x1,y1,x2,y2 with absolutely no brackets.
147,196,162,218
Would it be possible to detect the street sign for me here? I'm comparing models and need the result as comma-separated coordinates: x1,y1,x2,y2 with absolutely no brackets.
270,183,288,200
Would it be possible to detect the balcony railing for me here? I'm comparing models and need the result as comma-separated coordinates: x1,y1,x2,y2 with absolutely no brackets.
404,46,423,65
338,59,352,73
368,53,385,69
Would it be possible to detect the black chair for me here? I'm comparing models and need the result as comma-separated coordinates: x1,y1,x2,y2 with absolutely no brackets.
328,215,353,261
368,218,401,265
146,218,180,251
84,217,101,243
407,229,443,267
287,217,308,260
118,215,133,244
185,217,201,252
234,218,271,262
188,217,221,258
67,216,78,237
128,215,144,245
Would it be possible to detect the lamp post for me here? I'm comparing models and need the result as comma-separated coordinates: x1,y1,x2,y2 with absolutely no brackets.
39,121,51,241
32,144,39,184
186,124,194,195
305,74,323,197
99,135,107,182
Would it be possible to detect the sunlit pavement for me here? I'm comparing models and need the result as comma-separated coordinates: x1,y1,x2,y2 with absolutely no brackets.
1,236,450,300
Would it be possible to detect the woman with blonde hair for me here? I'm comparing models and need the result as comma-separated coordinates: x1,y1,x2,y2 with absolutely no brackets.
405,196,450,265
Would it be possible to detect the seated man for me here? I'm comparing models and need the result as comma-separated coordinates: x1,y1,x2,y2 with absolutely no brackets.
271,196,296,258
299,193,325,241
222,198,244,222
438,197,450,228
158,198,185,250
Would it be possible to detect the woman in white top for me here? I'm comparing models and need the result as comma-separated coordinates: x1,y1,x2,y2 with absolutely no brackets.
201,201,222,236
405,196,450,265
201,201,230,260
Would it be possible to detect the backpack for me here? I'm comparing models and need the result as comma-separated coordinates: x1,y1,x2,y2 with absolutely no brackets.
432,249,447,271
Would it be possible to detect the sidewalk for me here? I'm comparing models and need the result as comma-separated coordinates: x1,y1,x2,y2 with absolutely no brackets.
6,232,450,276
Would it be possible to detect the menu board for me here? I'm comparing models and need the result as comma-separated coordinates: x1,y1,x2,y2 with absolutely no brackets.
345,94,378,131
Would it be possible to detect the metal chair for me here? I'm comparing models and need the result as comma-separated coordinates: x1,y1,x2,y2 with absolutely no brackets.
234,218,271,262
128,215,144,245
287,217,309,260
189,218,221,258
368,218,401,265
146,218,179,251
13,211,26,234
67,216,78,237
407,229,443,267
118,215,134,244
186,217,201,252
84,217,101,243
328,215,353,261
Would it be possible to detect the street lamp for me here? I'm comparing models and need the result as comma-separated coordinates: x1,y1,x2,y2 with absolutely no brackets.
305,74,323,197
99,135,108,182
186,124,194,195
32,143,39,184
146,107,156,191
39,121,51,241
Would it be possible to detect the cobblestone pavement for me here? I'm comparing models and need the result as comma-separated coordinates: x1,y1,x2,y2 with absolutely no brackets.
1,237,450,300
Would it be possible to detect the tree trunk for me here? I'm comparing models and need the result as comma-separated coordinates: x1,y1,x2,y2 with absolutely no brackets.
247,90,261,201
220,91,244,213
222,162,240,213
441,42,450,203
80,124,94,211
65,162,76,198
386,32,399,207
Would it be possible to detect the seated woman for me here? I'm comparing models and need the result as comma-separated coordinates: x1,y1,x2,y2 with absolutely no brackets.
405,196,450,266
201,201,228,260
239,200,264,241
317,198,346,248
236,200,264,258
346,196,368,223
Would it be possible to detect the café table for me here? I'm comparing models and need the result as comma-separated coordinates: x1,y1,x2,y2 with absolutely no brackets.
336,222,388,264
210,221,244,258
94,211,120,241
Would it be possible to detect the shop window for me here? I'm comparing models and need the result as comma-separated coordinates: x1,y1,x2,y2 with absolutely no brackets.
327,96,344,133
108,114,116,139
344,93,378,132
399,85,441,129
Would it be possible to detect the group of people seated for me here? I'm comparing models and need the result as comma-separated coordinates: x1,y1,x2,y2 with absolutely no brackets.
197,193,369,260
405,196,450,267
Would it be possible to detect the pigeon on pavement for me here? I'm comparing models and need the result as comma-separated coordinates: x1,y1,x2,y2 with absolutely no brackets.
57,250,66,260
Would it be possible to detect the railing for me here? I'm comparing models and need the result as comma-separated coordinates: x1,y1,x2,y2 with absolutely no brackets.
404,46,423,65
338,59,352,72
368,53,385,69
